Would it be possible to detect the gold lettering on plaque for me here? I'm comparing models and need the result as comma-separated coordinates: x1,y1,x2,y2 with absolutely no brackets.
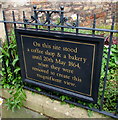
45,50,55,57
57,52,61,57
68,54,87,63
32,67,49,74
64,81,76,87
63,47,78,53
72,76,82,82
43,56,54,63
37,74,52,80
51,64,61,72
36,74,62,83
42,43,51,49
68,61,80,69
32,55,42,60
63,54,67,59
27,48,30,52
56,73,70,79
52,45,61,50
55,59,66,66
62,68,74,74
31,48,43,54
37,62,49,68
51,77,62,83
33,41,41,47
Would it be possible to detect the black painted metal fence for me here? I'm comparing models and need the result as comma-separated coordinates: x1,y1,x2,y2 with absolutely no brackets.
0,5,118,118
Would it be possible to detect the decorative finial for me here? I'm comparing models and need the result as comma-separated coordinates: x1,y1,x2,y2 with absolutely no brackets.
60,6,64,11
33,5,37,9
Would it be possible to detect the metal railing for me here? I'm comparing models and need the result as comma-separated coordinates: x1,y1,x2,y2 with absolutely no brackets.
0,5,118,118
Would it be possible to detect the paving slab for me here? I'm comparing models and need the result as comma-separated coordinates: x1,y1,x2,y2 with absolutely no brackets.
1,105,47,119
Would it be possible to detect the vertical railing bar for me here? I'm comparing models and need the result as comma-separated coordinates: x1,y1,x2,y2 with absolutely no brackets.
33,5,38,30
60,6,64,33
76,14,79,34
2,11,14,75
12,11,16,29
2,11,10,46
1,13,8,83
99,16,115,111
23,11,27,29
12,11,17,78
92,14,96,35
47,11,50,32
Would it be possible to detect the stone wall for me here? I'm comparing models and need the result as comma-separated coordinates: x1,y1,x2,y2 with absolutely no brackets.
0,0,117,27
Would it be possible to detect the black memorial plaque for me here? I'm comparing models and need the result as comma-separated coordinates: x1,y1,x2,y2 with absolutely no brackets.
15,29,104,103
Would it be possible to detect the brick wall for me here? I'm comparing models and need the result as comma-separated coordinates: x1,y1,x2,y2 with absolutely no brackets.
0,0,117,27
31,1,117,27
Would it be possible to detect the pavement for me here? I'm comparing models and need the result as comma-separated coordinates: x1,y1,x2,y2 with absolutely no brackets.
1,105,48,119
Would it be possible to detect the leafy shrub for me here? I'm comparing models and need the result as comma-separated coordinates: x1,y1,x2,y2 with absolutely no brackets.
0,31,26,111
99,44,118,113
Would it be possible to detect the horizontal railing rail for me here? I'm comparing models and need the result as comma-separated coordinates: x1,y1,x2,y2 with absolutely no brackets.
0,20,118,33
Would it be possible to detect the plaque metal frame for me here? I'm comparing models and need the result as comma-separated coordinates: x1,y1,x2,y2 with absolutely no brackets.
15,28,104,103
